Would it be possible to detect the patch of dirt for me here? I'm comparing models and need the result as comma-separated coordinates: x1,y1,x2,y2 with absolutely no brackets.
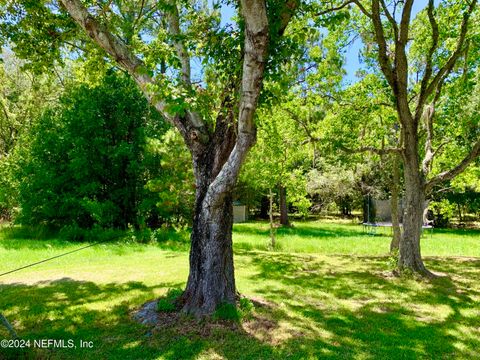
241,314,277,343
132,296,282,341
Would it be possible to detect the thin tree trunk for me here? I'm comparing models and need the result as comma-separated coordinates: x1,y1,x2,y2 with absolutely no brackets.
390,154,401,252
279,185,289,226
269,188,276,249
457,203,463,223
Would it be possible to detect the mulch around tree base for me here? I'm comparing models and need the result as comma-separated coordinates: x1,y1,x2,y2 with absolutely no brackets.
131,297,278,339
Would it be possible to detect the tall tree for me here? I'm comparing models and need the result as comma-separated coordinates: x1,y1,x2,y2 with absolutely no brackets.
1,0,298,315
317,0,479,276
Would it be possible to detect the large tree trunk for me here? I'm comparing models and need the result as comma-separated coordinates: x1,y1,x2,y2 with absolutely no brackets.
399,129,432,276
259,196,269,219
279,185,290,226
390,154,401,252
180,107,245,316
182,178,236,316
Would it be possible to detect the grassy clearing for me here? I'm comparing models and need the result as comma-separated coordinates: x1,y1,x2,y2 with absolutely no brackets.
0,221,479,359
233,220,480,256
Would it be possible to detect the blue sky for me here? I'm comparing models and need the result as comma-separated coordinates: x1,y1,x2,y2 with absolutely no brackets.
215,0,429,84
342,0,429,83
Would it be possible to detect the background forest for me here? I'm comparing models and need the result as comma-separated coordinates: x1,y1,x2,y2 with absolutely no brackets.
0,42,478,236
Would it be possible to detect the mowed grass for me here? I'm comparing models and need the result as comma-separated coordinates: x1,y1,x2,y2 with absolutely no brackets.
0,221,479,359
233,220,480,256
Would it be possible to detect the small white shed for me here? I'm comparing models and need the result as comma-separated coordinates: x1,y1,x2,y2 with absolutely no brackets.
233,204,247,223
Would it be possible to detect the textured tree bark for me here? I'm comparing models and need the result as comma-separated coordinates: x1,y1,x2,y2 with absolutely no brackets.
180,0,271,315
398,129,432,276
181,176,236,316
180,103,250,316
390,154,401,252
279,185,290,226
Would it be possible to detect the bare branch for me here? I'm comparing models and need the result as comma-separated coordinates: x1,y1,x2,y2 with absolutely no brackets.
398,0,413,46
425,139,480,193
416,0,439,115
317,0,371,17
419,0,477,120
166,0,191,86
371,0,395,88
131,0,146,32
316,0,355,16
393,0,413,112
380,0,398,40
431,140,449,158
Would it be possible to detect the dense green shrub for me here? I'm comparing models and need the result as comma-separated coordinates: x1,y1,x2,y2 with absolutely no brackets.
14,72,166,230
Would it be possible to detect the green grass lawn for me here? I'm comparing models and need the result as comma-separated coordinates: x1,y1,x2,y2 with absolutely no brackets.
0,221,479,359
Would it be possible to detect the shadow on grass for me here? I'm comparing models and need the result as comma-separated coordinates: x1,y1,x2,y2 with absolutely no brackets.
0,225,125,251
234,223,364,239
0,278,284,360
1,254,479,359
244,252,480,358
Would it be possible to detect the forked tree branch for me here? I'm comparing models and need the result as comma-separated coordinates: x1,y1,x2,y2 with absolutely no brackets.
371,0,395,89
317,0,371,17
380,0,398,40
417,0,477,121
205,0,298,203
393,0,413,122
204,0,270,203
416,0,439,115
